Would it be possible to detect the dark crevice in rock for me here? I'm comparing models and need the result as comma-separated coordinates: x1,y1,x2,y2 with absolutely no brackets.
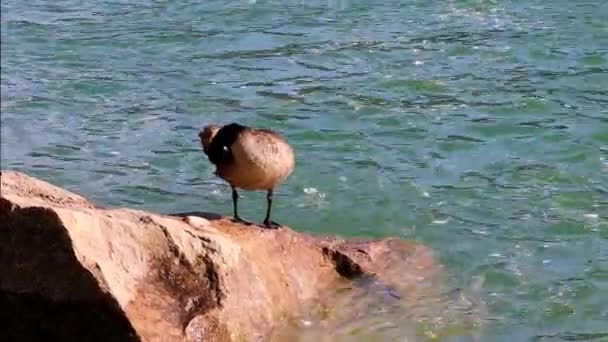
150,240,225,333
157,223,182,259
200,253,224,307
322,247,365,279
147,218,226,333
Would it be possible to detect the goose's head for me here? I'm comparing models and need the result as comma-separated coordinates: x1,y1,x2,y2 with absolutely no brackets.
199,124,221,156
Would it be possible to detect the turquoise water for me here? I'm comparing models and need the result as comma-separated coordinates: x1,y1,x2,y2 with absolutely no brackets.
2,0,608,340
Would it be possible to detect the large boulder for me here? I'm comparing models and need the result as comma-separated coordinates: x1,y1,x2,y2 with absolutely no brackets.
0,170,442,341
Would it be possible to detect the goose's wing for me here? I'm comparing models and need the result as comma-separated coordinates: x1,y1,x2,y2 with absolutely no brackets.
232,129,294,170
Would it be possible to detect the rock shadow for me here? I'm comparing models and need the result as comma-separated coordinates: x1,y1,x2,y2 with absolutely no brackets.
0,199,140,342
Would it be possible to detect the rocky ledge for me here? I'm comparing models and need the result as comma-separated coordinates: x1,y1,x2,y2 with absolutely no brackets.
0,170,441,341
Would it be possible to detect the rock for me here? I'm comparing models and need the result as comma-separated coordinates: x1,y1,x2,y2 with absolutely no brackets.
0,170,441,341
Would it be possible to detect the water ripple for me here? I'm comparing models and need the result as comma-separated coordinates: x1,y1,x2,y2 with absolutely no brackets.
2,0,607,339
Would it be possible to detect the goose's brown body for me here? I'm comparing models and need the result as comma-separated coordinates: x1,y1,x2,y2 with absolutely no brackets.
199,123,295,228
216,128,294,191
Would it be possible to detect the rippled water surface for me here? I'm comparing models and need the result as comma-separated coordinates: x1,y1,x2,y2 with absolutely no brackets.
2,0,608,340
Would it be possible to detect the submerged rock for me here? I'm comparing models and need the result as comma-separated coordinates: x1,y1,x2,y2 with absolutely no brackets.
1,170,442,341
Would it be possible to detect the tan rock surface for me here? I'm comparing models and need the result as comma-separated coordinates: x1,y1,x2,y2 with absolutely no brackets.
0,170,442,341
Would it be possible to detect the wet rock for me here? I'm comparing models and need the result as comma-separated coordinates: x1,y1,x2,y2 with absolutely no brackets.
1,170,441,341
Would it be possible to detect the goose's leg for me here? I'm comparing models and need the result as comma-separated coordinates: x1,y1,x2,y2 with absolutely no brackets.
263,189,281,229
231,187,252,225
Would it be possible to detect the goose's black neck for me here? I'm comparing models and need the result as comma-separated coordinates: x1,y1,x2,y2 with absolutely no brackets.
208,123,247,165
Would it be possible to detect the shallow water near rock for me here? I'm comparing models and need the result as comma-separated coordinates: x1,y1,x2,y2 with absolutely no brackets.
270,275,486,341
1,0,607,340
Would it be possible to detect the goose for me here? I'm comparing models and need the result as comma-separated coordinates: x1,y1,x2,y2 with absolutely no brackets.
199,123,295,228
